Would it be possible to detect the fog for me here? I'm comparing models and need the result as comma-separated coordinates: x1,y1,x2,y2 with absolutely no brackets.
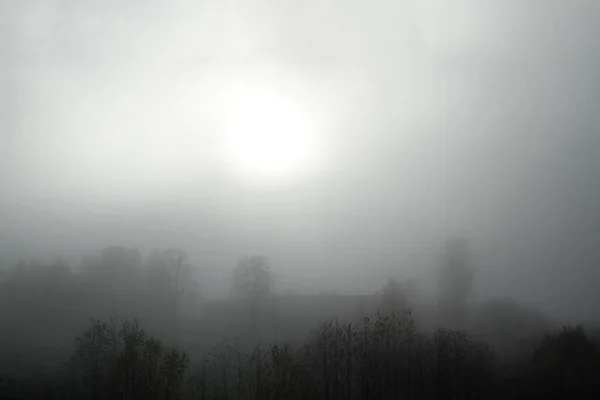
4,2,600,399
2,0,600,323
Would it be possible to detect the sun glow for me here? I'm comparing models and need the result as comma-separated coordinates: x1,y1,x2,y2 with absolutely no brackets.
219,82,318,180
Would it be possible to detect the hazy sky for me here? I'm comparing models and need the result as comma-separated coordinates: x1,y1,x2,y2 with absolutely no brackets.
2,0,600,321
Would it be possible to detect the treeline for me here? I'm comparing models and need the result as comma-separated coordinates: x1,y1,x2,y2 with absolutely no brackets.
0,247,201,325
2,244,600,398
2,312,600,399
0,246,201,371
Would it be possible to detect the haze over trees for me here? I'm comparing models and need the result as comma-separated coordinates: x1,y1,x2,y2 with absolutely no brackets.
231,255,275,339
3,0,600,398
437,239,474,329
2,241,600,399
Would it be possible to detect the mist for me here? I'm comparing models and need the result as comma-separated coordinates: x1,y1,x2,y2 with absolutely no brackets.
1,1,600,398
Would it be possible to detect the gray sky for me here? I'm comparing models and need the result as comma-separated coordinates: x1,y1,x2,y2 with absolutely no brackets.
2,0,600,321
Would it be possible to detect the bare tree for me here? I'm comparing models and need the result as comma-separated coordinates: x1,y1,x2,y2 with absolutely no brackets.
231,255,275,339
146,249,200,343
147,249,199,314
163,249,190,310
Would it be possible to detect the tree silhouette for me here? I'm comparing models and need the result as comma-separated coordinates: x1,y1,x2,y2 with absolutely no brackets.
380,278,408,314
437,238,474,328
232,255,274,303
231,255,275,339
527,325,600,399
147,249,199,312
69,318,188,400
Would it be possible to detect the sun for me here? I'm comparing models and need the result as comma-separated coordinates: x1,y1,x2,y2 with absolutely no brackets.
219,83,318,180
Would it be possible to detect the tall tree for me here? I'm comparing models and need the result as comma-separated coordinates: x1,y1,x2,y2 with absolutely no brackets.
437,238,474,327
146,248,200,337
231,255,274,339
381,278,408,314
147,249,198,310
162,248,191,310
